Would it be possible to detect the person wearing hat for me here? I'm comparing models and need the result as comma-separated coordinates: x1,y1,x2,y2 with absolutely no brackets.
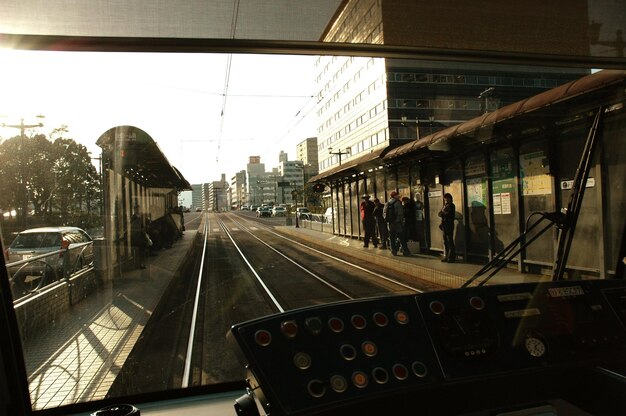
384,191,410,256
359,194,378,248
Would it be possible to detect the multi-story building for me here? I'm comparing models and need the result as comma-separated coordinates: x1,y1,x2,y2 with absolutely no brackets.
295,137,319,182
315,0,588,175
246,156,268,206
277,160,306,205
190,184,205,211
208,174,229,212
230,170,247,209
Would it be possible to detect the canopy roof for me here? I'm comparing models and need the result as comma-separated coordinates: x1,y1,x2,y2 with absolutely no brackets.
96,126,191,191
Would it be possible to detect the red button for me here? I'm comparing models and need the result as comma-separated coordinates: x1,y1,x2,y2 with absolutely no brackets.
328,317,344,333
352,371,368,388
392,364,408,380
373,312,388,327
429,301,445,315
394,310,410,324
254,329,272,347
469,296,485,310
281,320,298,338
361,341,378,357
351,314,367,329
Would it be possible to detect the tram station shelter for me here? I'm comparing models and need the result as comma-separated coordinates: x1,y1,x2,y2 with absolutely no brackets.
311,69,626,279
96,126,191,278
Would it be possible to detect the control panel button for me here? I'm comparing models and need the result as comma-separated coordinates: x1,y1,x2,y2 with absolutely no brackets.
392,363,409,380
361,340,378,357
340,344,357,361
281,320,298,338
412,361,428,378
305,317,322,335
307,379,325,398
328,317,345,333
352,371,368,388
373,312,389,327
469,296,485,310
351,314,367,329
330,375,348,393
372,367,389,384
254,329,272,347
293,352,312,370
429,300,445,315
394,310,410,324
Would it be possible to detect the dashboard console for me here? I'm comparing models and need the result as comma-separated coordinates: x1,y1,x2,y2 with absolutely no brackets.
228,280,626,416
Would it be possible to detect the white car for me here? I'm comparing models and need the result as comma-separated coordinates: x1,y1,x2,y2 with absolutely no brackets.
272,206,287,217
296,207,310,219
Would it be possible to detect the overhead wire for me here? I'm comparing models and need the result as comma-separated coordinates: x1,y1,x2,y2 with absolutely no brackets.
215,0,240,164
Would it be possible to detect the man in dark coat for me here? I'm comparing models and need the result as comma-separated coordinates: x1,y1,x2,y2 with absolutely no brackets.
438,193,456,262
373,198,388,249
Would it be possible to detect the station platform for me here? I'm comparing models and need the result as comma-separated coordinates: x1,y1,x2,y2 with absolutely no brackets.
276,224,548,289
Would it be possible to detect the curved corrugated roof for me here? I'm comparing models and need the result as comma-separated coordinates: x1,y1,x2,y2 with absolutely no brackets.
384,69,626,161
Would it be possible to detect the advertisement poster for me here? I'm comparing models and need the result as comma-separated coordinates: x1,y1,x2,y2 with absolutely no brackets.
520,151,552,196
467,178,486,207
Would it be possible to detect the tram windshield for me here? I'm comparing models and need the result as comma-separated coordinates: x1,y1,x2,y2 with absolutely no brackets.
1,2,625,416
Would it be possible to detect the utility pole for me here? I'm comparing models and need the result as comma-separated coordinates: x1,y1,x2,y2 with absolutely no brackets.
328,147,350,166
1,115,45,223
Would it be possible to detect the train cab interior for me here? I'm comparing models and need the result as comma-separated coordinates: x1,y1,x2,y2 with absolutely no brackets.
1,1,626,416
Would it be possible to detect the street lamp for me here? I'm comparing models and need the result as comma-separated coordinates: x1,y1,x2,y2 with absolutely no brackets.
478,87,495,114
328,146,350,166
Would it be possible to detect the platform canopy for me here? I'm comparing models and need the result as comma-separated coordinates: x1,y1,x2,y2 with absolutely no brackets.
96,125,191,191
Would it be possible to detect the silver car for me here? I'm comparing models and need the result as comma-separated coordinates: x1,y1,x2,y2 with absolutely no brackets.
6,226,94,292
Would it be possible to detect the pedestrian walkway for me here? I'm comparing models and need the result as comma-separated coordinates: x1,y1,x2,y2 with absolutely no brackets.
276,225,548,289
23,231,197,410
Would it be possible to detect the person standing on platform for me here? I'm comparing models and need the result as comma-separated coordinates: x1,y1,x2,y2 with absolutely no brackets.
384,191,409,256
373,198,388,249
438,193,456,262
402,196,418,243
359,194,378,248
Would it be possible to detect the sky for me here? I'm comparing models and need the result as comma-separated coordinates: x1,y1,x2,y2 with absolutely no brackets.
0,49,319,185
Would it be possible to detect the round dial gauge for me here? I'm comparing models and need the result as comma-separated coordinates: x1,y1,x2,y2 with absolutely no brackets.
524,336,547,358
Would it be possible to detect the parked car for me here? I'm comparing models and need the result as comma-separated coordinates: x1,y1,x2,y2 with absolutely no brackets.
256,207,272,217
295,207,310,219
272,206,287,217
5,226,94,292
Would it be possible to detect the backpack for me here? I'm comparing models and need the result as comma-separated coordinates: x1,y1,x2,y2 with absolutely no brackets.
384,200,397,223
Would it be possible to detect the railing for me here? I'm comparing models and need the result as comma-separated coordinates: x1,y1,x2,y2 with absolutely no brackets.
5,242,94,301
296,213,334,233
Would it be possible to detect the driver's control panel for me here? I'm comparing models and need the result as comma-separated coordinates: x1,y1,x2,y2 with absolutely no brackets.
228,280,626,416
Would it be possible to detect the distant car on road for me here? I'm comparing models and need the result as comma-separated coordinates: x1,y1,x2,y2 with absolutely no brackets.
256,207,272,217
272,206,287,217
